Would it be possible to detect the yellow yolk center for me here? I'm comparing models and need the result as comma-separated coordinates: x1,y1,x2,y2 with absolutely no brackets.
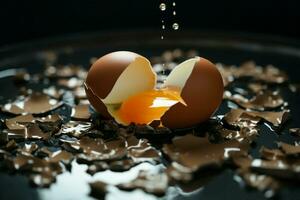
116,87,185,125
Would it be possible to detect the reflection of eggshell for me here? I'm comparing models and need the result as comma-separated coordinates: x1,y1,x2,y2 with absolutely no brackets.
85,51,224,129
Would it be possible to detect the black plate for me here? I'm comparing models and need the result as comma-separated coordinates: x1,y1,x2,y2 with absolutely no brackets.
0,31,300,200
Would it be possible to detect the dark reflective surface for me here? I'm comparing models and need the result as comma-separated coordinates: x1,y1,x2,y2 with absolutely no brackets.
0,31,300,200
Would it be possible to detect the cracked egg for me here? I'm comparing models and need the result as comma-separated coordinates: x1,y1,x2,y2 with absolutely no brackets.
84,51,223,129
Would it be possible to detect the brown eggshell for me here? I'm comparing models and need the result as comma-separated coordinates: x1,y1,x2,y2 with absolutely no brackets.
85,51,141,117
161,58,224,129
84,84,111,119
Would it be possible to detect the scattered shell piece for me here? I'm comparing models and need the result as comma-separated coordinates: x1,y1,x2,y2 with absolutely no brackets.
1,93,62,115
71,104,91,121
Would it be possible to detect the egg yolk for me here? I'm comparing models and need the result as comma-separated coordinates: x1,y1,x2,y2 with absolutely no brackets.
117,87,185,125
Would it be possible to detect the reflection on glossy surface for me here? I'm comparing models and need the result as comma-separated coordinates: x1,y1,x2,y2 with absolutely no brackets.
38,161,158,200
38,161,218,200
1,31,300,200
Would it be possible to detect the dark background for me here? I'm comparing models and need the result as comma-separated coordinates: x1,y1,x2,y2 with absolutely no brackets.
0,0,300,47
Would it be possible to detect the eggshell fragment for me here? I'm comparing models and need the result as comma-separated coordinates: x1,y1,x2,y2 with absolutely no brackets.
85,51,156,118
85,52,224,129
161,57,224,128
102,56,156,104
162,58,199,90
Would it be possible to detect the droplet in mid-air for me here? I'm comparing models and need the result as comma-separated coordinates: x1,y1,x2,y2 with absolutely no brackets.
159,3,166,11
173,11,176,15
161,36,164,40
172,23,179,30
162,24,165,29
172,2,176,6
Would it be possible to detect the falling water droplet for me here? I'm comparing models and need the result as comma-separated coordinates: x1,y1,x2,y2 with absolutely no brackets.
172,23,179,30
172,2,176,6
162,24,165,29
161,36,164,40
159,3,166,11
173,11,176,15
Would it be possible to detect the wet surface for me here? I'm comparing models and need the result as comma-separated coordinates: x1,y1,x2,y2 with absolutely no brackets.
0,31,300,200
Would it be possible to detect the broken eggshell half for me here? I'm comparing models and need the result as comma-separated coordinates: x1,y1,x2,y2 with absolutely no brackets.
84,51,224,129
